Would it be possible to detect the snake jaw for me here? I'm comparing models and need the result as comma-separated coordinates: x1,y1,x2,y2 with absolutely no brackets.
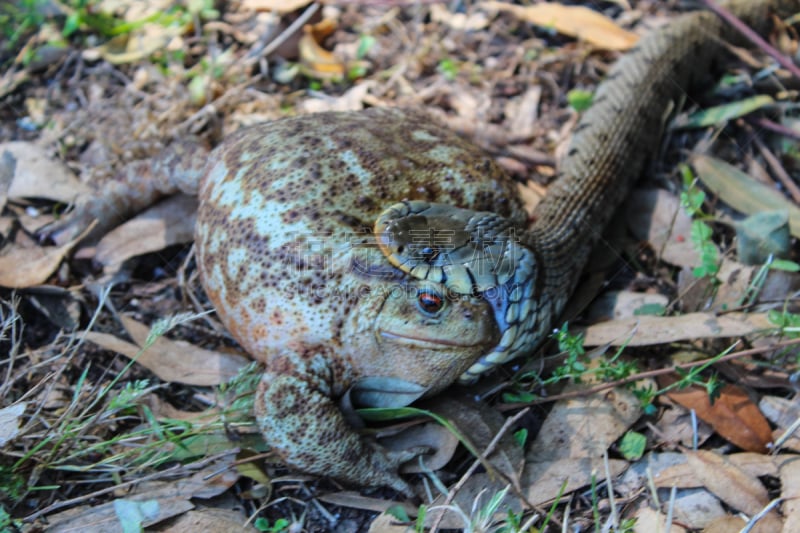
374,200,547,380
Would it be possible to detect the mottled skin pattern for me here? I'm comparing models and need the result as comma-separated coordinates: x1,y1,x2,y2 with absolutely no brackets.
46,0,797,492
194,109,520,490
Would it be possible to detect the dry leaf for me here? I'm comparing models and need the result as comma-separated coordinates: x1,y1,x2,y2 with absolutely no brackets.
298,22,345,80
1,141,90,203
683,450,770,516
692,154,800,238
651,404,713,450
625,188,704,268
240,0,312,14
527,386,641,462
159,508,258,532
318,491,416,515
483,1,638,51
94,194,197,269
759,395,800,429
653,452,787,489
585,290,668,323
0,230,84,288
581,312,773,347
632,507,687,533
663,381,773,453
369,511,411,533
83,316,249,386
0,402,26,446
703,516,748,533
780,457,800,533
522,457,628,505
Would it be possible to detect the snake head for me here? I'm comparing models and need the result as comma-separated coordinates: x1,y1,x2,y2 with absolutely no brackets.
374,201,545,382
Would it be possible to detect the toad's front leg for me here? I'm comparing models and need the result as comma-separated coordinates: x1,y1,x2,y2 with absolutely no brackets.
254,345,419,493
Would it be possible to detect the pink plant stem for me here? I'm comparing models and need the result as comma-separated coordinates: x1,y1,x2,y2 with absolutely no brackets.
701,0,800,80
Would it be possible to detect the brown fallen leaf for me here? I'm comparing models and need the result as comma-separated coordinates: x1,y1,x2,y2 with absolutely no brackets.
780,457,800,533
83,315,249,386
692,154,800,238
662,380,773,453
159,508,258,533
2,141,90,203
527,386,642,462
653,452,788,489
94,194,197,269
483,1,638,51
702,516,748,533
683,450,771,517
625,188,704,269
523,457,628,505
298,21,345,80
585,290,669,323
319,491,416,515
0,224,89,288
632,507,687,533
581,311,774,347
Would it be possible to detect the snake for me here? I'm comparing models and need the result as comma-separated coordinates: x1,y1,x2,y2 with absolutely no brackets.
374,0,799,382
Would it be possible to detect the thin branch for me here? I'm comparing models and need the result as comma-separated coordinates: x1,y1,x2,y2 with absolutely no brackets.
701,0,800,80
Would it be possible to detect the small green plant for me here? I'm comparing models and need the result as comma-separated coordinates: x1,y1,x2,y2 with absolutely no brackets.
254,517,290,532
437,58,459,81
1,0,50,52
679,165,721,283
768,308,800,339
0,505,22,531
567,88,594,111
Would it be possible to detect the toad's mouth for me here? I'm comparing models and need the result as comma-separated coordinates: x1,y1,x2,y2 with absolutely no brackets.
379,330,482,349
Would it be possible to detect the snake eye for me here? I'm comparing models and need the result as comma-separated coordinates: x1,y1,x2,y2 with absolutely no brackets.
417,289,445,316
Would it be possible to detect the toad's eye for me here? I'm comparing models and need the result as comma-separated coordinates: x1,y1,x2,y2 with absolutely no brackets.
417,289,445,316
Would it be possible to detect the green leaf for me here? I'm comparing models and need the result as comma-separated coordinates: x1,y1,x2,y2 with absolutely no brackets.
633,303,666,316
618,431,646,460
769,258,800,272
356,34,375,59
674,94,773,129
567,88,593,111
513,428,528,448
385,504,411,522
63,12,81,37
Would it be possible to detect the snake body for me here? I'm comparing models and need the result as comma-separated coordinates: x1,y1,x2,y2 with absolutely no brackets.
377,0,799,381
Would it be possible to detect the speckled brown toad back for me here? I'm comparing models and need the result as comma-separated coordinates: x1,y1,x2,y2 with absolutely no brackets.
47,0,797,492
195,108,518,491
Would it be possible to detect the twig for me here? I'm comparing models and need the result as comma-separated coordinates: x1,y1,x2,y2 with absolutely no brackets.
749,116,800,142
499,337,800,411
701,0,800,80
752,135,800,203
